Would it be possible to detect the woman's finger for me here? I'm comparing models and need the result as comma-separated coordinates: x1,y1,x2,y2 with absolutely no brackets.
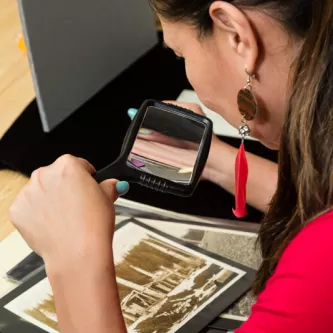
127,108,138,120
100,179,119,203
53,155,96,175
77,158,96,174
99,180,130,202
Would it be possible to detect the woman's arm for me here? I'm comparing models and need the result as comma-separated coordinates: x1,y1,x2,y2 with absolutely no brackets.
47,248,126,333
205,138,278,213
9,155,127,333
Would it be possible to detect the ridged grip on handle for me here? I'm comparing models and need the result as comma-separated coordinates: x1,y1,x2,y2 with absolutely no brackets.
139,174,168,193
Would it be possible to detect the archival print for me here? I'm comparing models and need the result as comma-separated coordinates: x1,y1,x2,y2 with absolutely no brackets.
4,221,246,333
140,219,259,318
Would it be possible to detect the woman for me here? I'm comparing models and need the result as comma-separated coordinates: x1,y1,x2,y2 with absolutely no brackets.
10,0,333,332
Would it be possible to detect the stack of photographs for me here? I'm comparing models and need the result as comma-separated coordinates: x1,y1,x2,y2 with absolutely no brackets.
0,200,260,333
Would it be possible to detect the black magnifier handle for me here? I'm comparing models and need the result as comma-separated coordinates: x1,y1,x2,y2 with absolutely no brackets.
93,163,122,183
94,162,170,193
93,159,138,184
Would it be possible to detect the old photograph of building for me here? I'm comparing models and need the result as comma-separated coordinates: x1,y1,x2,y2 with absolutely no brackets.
4,221,246,333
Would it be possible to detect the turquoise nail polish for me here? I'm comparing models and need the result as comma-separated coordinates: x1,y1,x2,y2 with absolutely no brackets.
116,181,130,196
127,108,138,120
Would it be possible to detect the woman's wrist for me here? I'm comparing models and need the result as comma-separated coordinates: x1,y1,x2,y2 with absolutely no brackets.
204,138,236,186
45,247,126,333
45,240,114,283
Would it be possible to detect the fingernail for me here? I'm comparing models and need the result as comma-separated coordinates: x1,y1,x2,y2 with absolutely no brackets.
127,108,138,120
116,181,130,196
139,128,154,135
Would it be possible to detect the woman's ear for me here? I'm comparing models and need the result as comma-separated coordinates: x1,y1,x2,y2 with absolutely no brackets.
209,1,259,74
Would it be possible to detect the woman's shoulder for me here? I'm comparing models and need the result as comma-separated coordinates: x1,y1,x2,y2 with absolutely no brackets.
265,209,333,298
297,209,333,237
279,209,333,266
236,210,333,333
273,209,333,278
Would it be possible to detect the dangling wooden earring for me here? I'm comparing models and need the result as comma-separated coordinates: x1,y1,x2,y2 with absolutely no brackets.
233,69,258,219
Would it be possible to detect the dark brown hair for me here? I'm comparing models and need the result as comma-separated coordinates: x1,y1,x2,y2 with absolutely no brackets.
150,0,333,295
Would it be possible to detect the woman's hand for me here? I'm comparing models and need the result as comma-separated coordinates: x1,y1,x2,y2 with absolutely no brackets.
9,154,125,267
9,155,128,333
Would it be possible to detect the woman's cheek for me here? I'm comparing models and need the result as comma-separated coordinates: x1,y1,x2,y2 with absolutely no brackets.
184,58,242,129
184,62,208,103
184,60,197,89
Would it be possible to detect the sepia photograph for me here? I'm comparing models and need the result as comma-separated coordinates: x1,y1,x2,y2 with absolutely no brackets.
139,219,260,319
4,221,247,333
4,278,58,333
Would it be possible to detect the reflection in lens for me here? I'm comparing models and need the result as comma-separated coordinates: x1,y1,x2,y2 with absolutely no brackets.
127,106,205,184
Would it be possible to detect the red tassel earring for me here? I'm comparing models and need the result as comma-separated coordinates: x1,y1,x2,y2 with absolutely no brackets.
233,69,258,218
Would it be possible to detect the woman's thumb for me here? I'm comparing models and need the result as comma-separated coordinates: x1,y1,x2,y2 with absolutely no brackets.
100,179,129,202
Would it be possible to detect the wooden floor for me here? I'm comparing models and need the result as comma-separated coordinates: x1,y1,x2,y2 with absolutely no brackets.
0,0,33,241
